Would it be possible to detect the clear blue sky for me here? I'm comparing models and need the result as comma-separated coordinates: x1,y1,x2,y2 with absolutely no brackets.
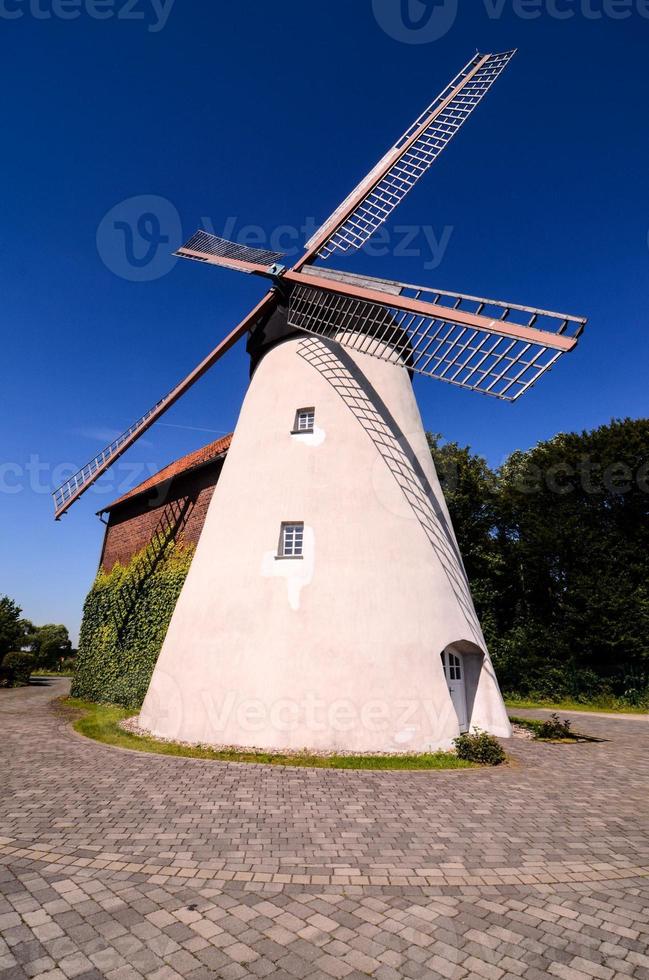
1,1,647,641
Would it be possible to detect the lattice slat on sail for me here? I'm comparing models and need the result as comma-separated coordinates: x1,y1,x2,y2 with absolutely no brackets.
51,293,276,519
298,265,587,341
51,394,173,519
288,282,577,402
307,50,516,261
176,231,285,273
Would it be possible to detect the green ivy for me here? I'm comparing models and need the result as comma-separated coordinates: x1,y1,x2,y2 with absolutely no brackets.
71,542,195,708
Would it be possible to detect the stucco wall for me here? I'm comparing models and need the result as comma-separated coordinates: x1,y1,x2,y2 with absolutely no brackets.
139,336,511,752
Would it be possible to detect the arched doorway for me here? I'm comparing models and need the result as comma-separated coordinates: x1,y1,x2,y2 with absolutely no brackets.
441,648,468,732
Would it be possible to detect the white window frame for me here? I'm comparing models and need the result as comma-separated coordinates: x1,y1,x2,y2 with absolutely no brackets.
442,650,463,681
277,521,305,560
292,407,315,434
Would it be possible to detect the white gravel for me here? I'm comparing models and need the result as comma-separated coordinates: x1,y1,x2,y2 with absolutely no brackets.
118,716,467,758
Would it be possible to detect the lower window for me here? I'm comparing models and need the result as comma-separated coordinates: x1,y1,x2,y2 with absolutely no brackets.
278,522,304,558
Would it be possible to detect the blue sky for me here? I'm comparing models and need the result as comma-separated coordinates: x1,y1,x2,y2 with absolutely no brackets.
1,1,647,641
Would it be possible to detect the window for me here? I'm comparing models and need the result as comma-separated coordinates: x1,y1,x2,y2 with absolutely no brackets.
278,522,304,559
442,650,463,681
292,408,315,434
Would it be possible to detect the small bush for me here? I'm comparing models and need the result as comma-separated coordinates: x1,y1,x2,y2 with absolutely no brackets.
454,730,506,766
1,651,35,687
537,713,572,740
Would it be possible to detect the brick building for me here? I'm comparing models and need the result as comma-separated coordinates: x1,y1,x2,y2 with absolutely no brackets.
98,435,232,571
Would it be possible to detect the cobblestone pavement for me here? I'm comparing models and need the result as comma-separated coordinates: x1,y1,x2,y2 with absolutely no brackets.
1,680,648,979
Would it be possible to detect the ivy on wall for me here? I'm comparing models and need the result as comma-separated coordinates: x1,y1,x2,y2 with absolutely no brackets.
71,542,195,708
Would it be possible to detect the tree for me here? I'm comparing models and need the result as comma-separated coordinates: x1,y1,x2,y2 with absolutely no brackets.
0,596,30,658
428,419,649,702
492,418,649,699
26,624,72,669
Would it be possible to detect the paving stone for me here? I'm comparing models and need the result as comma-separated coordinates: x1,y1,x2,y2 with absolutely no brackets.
23,958,55,978
2,682,649,979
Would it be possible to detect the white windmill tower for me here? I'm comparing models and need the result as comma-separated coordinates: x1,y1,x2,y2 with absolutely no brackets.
54,51,586,752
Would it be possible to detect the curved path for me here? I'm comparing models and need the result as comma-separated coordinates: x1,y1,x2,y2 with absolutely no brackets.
0,680,648,979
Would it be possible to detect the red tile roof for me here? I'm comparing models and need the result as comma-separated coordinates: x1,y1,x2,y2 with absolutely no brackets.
101,434,233,513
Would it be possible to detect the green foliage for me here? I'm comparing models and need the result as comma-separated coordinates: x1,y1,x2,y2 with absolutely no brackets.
493,419,649,700
510,714,575,740
431,419,649,705
536,713,573,740
26,623,72,669
539,712,572,739
33,655,77,677
454,730,506,766
0,596,31,659
506,695,648,713
1,651,35,687
71,542,195,708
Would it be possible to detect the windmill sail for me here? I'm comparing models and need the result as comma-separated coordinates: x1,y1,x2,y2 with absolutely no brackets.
303,50,516,263
52,293,275,519
176,231,286,275
286,270,585,402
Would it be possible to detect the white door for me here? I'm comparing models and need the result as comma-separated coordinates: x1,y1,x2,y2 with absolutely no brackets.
441,650,468,732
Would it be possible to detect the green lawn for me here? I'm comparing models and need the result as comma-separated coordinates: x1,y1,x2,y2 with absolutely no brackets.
505,698,648,715
61,698,476,771
32,670,75,678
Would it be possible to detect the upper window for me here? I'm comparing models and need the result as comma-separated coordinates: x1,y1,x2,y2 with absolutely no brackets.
293,408,315,434
278,522,304,559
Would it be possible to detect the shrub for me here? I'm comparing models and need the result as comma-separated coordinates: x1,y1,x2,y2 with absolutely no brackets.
537,713,572,740
1,651,35,687
454,730,506,766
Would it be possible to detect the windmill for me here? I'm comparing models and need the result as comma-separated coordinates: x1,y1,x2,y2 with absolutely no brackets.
54,51,586,752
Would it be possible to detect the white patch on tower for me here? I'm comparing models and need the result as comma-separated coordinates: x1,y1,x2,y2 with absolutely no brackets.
292,426,326,448
260,525,315,611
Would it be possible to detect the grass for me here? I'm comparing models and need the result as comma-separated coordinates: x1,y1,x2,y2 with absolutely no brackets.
509,715,601,743
504,697,648,715
32,670,75,678
60,698,477,770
